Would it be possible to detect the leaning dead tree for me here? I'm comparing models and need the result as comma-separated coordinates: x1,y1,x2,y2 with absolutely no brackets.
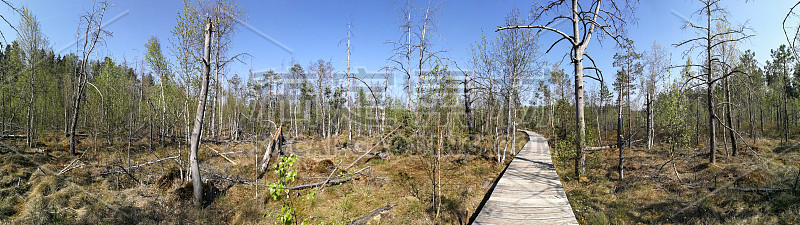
783,2,800,57
0,0,20,45
673,0,752,164
497,0,636,176
189,18,213,207
69,0,110,155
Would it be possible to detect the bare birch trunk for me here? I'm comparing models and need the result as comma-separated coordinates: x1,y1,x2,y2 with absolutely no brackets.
189,20,213,206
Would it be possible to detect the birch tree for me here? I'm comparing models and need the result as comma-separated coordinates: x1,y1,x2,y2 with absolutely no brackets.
311,59,334,137
643,41,670,150
495,8,540,160
17,5,49,148
170,0,203,146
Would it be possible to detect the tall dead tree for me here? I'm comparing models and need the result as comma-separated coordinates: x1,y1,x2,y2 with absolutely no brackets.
344,17,353,142
69,1,109,155
388,0,415,110
643,41,669,150
189,18,213,207
614,69,626,179
499,0,636,176
674,0,751,164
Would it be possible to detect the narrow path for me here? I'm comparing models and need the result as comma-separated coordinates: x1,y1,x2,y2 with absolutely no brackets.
472,130,578,225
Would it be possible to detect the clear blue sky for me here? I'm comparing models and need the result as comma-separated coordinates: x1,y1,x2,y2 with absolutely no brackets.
0,0,794,100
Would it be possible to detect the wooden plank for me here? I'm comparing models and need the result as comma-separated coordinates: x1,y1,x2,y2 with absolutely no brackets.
473,130,578,225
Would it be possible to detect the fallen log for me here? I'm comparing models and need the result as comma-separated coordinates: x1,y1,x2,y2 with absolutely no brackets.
1,134,27,139
58,163,84,175
347,204,394,225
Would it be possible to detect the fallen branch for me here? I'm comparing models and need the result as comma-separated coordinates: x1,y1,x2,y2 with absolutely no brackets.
673,162,683,182
220,150,248,155
285,176,353,190
158,134,233,144
207,146,237,165
58,163,84,175
585,145,614,151
728,187,800,192
115,164,140,184
128,156,180,171
347,204,394,225
58,147,89,175
284,166,371,190
204,172,268,186
343,126,400,171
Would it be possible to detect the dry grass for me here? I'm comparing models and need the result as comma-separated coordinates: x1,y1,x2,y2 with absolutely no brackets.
0,131,523,224
552,136,800,224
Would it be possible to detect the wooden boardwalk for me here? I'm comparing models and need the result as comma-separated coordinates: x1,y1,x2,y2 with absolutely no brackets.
472,130,578,225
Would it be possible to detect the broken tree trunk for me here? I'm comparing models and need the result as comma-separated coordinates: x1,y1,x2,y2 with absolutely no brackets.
259,125,282,172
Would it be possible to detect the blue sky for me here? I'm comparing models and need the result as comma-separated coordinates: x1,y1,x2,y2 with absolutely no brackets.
0,0,795,101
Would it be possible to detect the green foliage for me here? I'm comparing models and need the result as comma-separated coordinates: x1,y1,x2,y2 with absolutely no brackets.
655,84,690,148
554,139,575,171
268,155,297,201
388,105,415,154
266,155,313,225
